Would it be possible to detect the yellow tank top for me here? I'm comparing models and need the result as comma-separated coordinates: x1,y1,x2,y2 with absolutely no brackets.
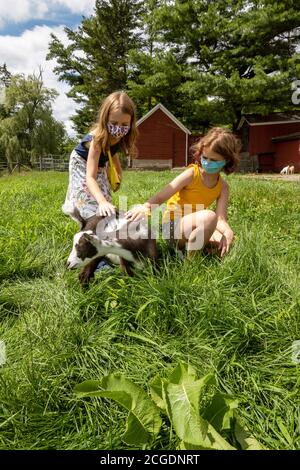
163,164,223,221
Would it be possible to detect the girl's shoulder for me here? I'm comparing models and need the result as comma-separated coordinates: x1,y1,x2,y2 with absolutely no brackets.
81,132,93,142
177,163,199,189
186,163,199,173
186,162,200,180
79,133,93,150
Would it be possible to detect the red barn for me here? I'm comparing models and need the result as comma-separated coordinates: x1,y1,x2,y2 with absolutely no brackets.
134,103,191,168
237,112,300,172
272,133,300,172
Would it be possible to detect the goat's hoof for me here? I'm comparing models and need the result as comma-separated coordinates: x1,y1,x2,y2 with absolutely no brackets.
79,271,91,288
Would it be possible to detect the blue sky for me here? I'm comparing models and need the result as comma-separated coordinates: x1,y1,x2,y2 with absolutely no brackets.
0,14,83,37
0,0,95,135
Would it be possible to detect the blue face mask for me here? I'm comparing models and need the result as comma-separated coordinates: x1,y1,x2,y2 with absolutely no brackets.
201,155,226,174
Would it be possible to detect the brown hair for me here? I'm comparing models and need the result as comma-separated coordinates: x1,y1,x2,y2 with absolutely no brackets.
90,91,138,156
191,127,241,174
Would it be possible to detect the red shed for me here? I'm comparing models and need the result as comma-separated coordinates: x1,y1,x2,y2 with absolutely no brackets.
237,112,300,172
272,133,300,172
134,103,191,169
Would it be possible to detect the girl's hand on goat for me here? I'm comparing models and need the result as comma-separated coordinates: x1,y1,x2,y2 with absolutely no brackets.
125,203,151,221
98,201,116,217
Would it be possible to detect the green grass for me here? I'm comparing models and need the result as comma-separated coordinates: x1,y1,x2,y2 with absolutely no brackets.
0,170,299,450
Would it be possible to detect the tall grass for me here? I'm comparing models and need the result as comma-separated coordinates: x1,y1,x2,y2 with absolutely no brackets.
0,170,299,449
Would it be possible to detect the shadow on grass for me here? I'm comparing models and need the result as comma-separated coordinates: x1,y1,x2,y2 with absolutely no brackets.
0,297,22,320
0,265,46,283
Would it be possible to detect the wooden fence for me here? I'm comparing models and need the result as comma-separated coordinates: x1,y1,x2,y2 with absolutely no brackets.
0,155,69,174
37,155,69,171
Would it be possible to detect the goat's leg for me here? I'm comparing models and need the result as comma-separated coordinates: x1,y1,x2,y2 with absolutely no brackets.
145,239,159,271
148,239,158,261
79,257,103,287
119,258,135,276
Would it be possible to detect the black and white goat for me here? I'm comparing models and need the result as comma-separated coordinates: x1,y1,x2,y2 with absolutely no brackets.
67,208,158,287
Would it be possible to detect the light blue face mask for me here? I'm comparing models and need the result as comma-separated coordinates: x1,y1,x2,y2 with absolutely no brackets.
201,155,226,174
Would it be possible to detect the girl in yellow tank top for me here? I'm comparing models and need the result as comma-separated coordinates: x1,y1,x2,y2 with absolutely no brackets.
163,162,223,222
126,128,241,258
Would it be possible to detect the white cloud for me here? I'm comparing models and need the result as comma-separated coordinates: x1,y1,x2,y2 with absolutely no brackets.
0,1,48,27
0,1,95,27
0,25,78,135
54,0,95,15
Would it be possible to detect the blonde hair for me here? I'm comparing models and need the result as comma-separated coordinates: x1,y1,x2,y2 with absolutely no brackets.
191,127,241,174
90,91,138,156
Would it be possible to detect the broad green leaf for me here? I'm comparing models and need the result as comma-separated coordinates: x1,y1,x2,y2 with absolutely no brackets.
167,380,208,444
206,423,236,450
168,362,197,384
234,420,265,450
162,377,172,422
92,390,136,412
203,392,239,432
75,380,133,409
149,374,166,412
193,372,216,389
154,364,214,418
166,379,235,449
179,440,216,450
74,380,103,397
123,411,151,446
75,374,162,446
180,422,237,450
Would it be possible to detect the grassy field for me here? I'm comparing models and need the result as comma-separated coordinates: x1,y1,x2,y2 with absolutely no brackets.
0,170,299,450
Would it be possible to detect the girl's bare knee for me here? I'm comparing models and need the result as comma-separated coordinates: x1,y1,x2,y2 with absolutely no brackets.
202,210,217,229
205,209,217,219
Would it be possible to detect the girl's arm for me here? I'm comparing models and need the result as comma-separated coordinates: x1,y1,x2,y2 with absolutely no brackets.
126,166,194,220
86,139,115,216
215,181,231,232
215,181,234,256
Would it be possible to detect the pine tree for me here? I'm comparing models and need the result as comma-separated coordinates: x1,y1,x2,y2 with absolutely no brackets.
149,0,300,130
47,0,300,132
127,0,187,120
47,0,144,134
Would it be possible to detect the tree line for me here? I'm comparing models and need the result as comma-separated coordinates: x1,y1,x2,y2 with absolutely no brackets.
48,0,300,135
0,65,74,170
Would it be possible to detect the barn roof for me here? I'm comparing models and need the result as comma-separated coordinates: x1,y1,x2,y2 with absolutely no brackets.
237,112,300,130
137,103,191,135
272,132,300,143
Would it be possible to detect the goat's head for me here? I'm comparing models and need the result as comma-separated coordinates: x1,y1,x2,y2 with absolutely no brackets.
67,230,100,269
67,228,136,269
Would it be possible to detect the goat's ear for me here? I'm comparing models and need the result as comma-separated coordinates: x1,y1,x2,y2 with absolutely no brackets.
82,232,97,244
